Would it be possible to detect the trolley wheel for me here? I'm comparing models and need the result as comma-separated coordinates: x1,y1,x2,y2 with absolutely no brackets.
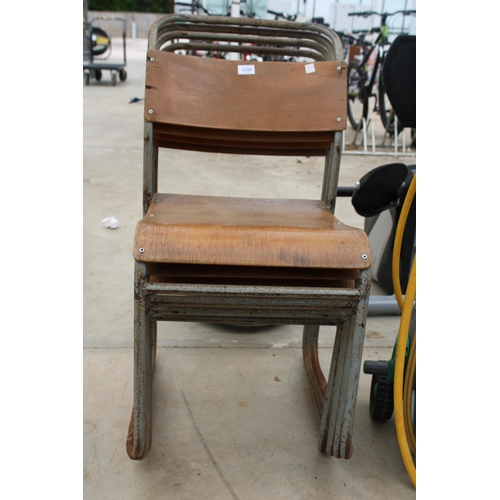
369,375,394,421
111,72,117,86
84,72,90,86
95,69,102,81
119,69,127,82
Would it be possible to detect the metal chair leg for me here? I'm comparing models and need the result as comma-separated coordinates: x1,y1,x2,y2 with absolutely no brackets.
303,321,351,457
319,319,349,456
318,269,371,458
338,310,368,458
127,262,155,460
302,325,326,424
330,318,357,458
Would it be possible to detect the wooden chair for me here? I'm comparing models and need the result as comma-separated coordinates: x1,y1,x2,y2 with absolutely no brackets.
126,14,372,461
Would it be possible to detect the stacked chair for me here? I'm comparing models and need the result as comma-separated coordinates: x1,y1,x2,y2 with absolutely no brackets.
126,14,372,461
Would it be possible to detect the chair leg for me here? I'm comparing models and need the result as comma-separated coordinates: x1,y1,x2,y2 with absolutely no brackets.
319,271,371,459
336,315,366,459
302,325,327,424
318,320,350,456
127,262,155,460
151,320,157,374
303,320,365,459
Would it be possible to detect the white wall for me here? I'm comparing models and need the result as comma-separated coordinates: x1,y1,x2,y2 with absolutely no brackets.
267,0,294,17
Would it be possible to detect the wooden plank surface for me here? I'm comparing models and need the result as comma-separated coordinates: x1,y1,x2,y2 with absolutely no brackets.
146,263,360,280
134,193,371,269
153,139,328,156
153,123,336,143
144,50,347,132
147,263,358,288
153,127,334,152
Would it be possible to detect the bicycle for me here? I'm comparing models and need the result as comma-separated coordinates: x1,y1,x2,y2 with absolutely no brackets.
346,10,416,135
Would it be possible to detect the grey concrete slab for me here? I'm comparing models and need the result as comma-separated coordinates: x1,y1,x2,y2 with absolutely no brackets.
84,37,415,498
84,347,414,500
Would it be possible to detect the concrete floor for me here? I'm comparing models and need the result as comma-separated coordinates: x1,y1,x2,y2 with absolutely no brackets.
83,37,416,499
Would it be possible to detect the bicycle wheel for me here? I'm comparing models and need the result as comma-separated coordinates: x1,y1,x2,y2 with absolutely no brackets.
347,61,369,131
378,75,401,135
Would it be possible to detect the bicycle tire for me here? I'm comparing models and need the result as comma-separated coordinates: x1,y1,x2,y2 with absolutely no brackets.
378,75,401,135
347,61,369,131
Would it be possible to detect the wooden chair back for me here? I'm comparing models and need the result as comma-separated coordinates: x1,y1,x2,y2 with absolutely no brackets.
142,14,348,214
145,49,347,154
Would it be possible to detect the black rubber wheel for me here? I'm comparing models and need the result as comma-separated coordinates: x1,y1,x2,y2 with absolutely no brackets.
369,375,394,421
119,69,127,82
95,69,102,81
347,61,369,131
378,76,401,135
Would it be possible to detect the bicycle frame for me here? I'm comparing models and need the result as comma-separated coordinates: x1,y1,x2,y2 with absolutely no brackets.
350,10,414,105
346,9,415,137
353,30,390,106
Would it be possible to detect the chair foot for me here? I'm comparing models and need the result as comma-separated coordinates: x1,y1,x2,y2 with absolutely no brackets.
126,409,147,460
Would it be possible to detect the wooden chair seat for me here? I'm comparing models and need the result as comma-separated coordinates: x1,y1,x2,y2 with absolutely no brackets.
146,263,361,289
134,193,371,269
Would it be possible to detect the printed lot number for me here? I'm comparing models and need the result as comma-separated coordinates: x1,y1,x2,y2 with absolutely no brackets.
238,65,256,75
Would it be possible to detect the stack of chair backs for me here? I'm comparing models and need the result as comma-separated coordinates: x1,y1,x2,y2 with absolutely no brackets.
144,15,348,157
